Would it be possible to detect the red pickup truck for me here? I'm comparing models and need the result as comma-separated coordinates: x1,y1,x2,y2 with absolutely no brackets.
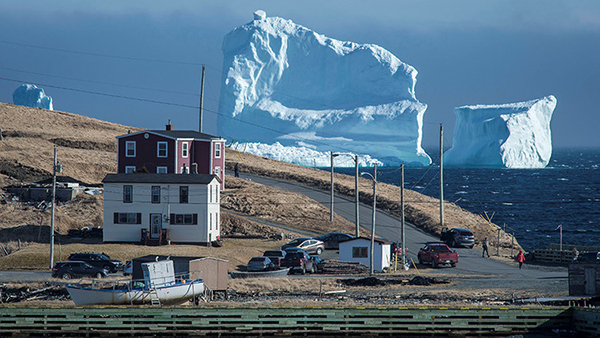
417,243,459,268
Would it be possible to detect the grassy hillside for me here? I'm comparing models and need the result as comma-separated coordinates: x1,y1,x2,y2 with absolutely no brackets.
0,102,519,270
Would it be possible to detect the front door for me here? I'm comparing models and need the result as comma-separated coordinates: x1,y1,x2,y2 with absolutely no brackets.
150,214,162,239
585,268,596,295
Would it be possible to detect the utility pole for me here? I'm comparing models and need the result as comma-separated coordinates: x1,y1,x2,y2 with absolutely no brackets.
439,124,444,229
400,163,406,268
354,154,359,237
49,146,61,269
361,166,377,275
330,152,337,222
199,64,205,133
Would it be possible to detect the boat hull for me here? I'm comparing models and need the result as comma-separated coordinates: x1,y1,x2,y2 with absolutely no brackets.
66,280,205,305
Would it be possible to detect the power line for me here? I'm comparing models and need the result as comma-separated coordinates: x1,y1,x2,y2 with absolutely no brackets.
0,66,201,98
0,39,202,66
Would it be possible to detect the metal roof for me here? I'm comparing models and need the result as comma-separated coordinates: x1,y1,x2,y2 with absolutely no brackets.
102,173,220,184
117,130,224,141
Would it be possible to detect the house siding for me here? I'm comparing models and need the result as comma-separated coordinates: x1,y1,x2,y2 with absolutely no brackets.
339,238,391,272
103,179,220,244
117,133,176,173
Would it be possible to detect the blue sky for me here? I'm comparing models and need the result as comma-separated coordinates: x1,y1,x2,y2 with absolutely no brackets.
0,1,599,149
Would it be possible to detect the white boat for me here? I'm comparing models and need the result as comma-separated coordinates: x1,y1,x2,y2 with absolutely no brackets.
66,259,205,305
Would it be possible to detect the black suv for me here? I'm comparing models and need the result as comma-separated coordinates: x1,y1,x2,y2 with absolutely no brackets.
67,252,123,273
52,261,108,279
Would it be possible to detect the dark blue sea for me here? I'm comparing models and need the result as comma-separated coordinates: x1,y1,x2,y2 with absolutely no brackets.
337,148,600,251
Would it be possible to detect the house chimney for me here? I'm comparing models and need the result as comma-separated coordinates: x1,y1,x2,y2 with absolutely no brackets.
192,163,198,174
166,119,173,131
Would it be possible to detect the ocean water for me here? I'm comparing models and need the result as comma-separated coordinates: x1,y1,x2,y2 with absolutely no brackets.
337,148,600,251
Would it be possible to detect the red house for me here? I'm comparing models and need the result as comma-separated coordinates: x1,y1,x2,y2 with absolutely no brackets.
116,124,226,190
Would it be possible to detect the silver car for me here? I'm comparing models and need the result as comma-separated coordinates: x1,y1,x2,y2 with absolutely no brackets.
281,238,325,255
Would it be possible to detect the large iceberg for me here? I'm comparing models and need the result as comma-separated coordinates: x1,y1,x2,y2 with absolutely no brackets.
443,95,557,168
13,84,53,110
217,10,431,167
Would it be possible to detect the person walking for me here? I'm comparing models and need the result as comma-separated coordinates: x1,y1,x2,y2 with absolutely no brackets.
234,163,240,177
482,238,490,258
516,250,525,269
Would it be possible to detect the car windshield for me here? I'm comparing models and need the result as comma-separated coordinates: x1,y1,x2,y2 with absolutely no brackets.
458,231,472,236
432,246,450,252
249,257,266,263
264,251,284,257
287,238,306,246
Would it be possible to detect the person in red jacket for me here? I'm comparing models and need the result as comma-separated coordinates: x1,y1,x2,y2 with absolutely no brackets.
516,250,525,269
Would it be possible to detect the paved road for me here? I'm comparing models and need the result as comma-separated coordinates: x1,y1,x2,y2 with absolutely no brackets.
241,173,568,294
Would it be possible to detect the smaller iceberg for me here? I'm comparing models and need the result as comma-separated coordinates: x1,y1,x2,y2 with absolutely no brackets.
444,95,557,168
13,84,53,110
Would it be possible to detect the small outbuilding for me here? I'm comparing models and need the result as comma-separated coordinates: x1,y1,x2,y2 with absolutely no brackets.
129,255,228,292
339,237,392,273
569,263,600,296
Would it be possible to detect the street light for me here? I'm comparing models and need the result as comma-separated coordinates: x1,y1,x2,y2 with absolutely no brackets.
331,152,360,236
361,165,377,275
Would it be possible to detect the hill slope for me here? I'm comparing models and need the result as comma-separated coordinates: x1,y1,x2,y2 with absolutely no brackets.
0,102,519,265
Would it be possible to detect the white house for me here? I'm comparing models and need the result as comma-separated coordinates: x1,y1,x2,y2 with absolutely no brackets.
339,237,392,272
102,173,221,245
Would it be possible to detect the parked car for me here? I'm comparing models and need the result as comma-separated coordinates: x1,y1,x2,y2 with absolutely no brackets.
263,250,287,269
122,260,133,276
247,257,275,272
67,252,123,273
280,250,315,274
440,228,475,248
51,261,108,279
575,251,600,263
310,256,325,273
314,232,354,250
281,238,325,255
417,243,459,268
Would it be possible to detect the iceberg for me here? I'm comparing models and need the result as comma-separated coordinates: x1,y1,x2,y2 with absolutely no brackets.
217,10,431,167
12,84,53,110
443,95,557,168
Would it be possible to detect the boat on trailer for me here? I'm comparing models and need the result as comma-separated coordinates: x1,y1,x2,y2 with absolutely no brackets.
66,259,204,305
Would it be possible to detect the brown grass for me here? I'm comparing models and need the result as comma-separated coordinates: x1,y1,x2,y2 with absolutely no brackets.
0,102,519,272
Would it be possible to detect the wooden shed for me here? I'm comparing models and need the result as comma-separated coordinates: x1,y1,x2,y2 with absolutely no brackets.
569,263,600,296
189,257,229,291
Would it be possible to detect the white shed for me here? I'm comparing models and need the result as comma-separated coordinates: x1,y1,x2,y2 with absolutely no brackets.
339,237,392,272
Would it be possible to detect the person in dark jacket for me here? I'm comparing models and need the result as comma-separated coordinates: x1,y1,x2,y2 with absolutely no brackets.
482,238,490,257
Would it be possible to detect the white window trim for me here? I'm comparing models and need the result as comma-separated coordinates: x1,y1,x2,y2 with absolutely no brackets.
157,166,168,173
125,166,136,173
157,141,168,158
214,143,221,158
125,141,136,157
182,142,189,158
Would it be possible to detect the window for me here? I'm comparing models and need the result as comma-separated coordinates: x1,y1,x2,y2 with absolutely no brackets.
125,166,136,173
210,185,213,203
114,212,141,224
214,143,221,158
181,164,189,174
151,186,161,204
157,141,168,158
125,141,136,157
179,186,188,203
352,246,368,258
169,213,197,225
157,166,167,174
182,142,189,158
214,166,221,177
123,185,133,203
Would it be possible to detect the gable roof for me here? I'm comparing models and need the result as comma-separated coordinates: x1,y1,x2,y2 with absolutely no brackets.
117,130,225,141
102,173,221,184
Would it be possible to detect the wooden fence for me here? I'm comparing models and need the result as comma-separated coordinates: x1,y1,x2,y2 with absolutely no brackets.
0,305,584,337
